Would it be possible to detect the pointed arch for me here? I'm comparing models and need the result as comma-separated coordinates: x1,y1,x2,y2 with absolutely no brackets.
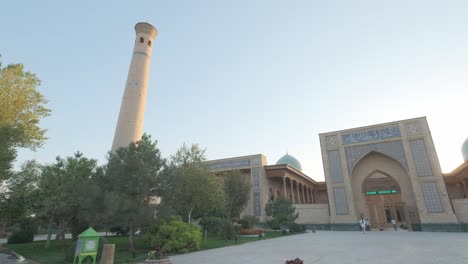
362,169,401,194
345,141,408,175
350,150,408,176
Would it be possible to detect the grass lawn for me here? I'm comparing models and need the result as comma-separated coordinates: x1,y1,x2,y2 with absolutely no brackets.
4,231,295,263
4,236,148,264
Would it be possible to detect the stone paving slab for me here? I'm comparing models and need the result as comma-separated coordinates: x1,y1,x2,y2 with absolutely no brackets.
170,231,468,264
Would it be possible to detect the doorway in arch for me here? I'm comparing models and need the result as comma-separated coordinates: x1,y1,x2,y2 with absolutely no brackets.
362,172,410,230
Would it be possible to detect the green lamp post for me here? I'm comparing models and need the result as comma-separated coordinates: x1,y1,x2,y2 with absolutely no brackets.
73,227,100,264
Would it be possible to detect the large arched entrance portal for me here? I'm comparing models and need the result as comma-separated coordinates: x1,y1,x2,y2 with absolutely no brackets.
351,152,420,230
362,172,408,229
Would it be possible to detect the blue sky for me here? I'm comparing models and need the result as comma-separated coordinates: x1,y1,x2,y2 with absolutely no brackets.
1,1,467,181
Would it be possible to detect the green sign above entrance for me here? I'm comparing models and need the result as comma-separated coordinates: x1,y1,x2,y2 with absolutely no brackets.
365,190,397,195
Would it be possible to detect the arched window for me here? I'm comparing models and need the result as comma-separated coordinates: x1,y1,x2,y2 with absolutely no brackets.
139,37,144,43
148,40,152,47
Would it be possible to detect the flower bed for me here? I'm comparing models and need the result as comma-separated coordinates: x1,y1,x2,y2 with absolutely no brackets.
239,228,264,235
285,258,304,264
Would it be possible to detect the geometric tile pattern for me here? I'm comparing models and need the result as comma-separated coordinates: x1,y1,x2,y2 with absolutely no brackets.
333,187,349,215
344,141,408,174
409,139,434,177
209,159,251,170
420,181,444,213
328,150,344,183
251,167,262,216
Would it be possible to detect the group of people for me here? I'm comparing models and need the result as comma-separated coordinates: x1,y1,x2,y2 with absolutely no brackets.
358,218,369,233
359,217,399,232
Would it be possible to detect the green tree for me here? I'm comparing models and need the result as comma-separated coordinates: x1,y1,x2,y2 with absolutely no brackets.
159,144,224,223
0,57,50,181
0,128,17,181
0,160,41,231
169,143,206,167
223,170,251,220
104,134,164,255
163,165,224,222
265,197,299,229
34,152,99,251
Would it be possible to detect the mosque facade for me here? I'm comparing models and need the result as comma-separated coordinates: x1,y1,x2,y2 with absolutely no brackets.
112,23,468,232
206,117,468,232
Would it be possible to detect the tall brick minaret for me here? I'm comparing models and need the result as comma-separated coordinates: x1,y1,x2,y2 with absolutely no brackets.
111,22,158,151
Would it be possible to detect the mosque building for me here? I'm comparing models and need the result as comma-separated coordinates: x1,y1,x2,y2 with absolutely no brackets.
112,22,467,232
206,117,468,232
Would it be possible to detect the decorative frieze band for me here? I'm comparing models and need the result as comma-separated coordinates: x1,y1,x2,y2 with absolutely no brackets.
342,125,401,145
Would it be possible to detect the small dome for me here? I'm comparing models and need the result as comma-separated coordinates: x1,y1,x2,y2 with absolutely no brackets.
462,138,468,162
276,154,302,171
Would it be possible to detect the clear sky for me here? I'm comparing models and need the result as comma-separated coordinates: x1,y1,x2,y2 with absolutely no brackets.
1,1,467,181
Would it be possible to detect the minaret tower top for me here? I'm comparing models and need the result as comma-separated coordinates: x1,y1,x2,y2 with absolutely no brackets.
135,22,157,38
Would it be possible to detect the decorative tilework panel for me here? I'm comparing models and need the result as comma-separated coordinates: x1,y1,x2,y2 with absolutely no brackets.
251,158,261,166
420,182,444,213
251,168,262,216
409,139,433,177
253,192,261,216
208,159,250,170
328,150,344,183
252,167,261,190
344,141,408,174
342,125,401,145
406,123,421,136
326,135,338,148
333,187,349,215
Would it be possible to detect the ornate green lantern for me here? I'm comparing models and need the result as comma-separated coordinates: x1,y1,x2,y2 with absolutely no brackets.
73,227,100,264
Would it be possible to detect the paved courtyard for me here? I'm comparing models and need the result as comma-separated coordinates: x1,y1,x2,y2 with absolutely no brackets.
171,230,468,264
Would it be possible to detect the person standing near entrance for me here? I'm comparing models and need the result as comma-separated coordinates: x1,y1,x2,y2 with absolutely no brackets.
359,218,366,233
391,219,397,231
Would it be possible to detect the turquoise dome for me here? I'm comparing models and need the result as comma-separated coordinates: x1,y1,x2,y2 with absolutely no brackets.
463,138,468,162
276,154,302,171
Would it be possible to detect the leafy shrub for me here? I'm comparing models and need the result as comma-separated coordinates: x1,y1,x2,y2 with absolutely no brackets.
143,224,160,246
151,218,202,253
288,223,304,233
200,216,225,234
267,219,281,230
265,197,298,228
238,215,259,229
281,229,287,235
7,230,34,244
223,220,234,240
7,218,37,244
